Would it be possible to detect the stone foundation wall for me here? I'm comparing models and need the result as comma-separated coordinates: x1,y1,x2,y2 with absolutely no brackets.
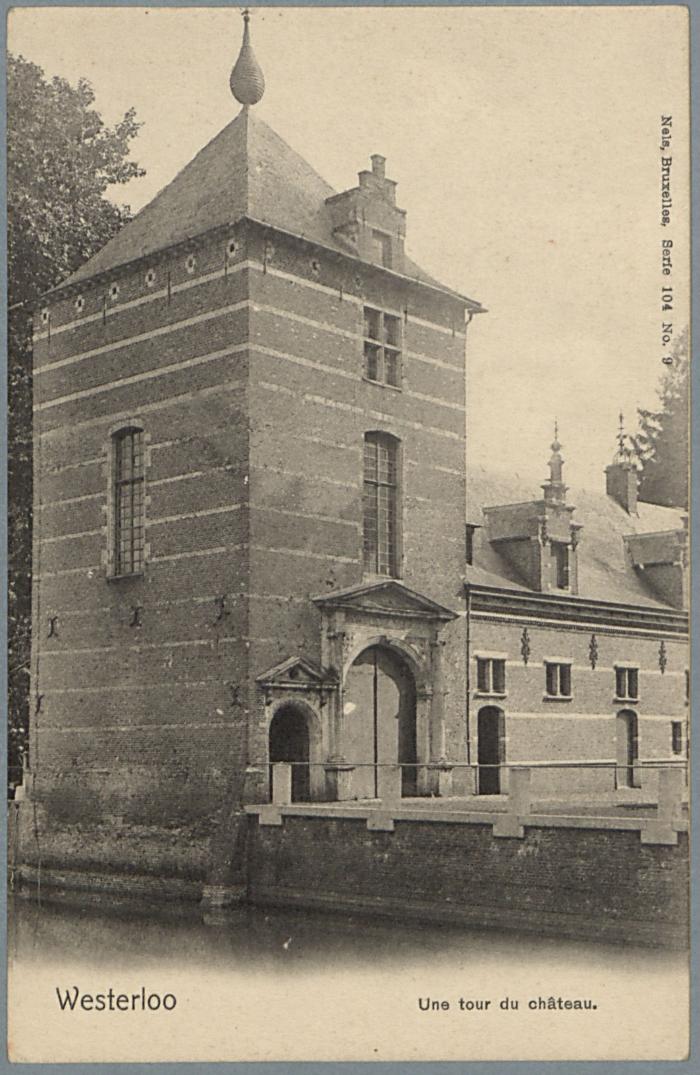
246,814,689,948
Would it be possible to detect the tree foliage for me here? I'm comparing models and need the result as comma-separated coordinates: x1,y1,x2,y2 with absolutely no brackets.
7,54,143,788
630,328,689,510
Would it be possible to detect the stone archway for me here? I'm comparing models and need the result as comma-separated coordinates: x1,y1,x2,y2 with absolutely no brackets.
342,644,417,798
477,706,505,795
616,709,640,789
268,700,323,802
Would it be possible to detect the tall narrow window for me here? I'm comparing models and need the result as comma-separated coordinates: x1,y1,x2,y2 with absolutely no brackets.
465,524,477,565
114,427,145,575
615,665,639,701
476,657,506,695
363,433,400,577
363,307,402,387
371,229,393,268
552,541,570,588
544,661,572,698
671,722,683,755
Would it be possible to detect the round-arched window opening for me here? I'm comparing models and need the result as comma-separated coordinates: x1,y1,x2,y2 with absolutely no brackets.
269,704,311,802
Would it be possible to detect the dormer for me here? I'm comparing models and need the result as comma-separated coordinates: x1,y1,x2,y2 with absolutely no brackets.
482,429,583,593
325,155,407,272
623,522,688,609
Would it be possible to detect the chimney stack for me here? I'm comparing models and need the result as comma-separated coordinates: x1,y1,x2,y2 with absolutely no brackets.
371,154,386,179
605,413,638,514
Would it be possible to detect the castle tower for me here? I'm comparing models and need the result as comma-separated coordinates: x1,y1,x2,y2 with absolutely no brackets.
25,15,484,897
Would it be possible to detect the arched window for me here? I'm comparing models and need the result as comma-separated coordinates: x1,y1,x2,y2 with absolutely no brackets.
113,427,145,575
363,432,400,577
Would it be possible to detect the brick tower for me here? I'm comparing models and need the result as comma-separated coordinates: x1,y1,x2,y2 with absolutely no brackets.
23,15,484,899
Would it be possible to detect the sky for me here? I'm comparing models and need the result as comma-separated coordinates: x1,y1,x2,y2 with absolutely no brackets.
8,6,690,490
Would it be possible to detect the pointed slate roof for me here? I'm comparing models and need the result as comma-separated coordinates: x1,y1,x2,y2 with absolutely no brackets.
58,109,474,303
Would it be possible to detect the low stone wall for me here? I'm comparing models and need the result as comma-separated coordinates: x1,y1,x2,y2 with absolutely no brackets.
245,812,689,948
10,793,689,949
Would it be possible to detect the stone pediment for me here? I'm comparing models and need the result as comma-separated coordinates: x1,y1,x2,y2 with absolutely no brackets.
311,580,456,623
256,656,338,692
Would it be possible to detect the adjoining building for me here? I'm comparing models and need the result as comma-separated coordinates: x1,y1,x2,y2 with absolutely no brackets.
17,17,688,904
464,438,688,802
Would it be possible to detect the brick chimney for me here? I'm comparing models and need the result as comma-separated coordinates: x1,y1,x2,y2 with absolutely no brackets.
606,461,638,514
605,413,638,514
325,155,406,271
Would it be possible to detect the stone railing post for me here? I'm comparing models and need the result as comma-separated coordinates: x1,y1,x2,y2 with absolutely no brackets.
324,760,355,801
657,766,684,825
642,765,684,845
377,763,402,805
493,766,530,838
271,762,292,805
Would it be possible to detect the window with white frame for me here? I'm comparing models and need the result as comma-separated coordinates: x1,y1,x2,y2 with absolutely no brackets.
544,661,572,698
363,432,400,577
363,307,402,388
112,427,145,576
615,665,639,702
476,657,506,695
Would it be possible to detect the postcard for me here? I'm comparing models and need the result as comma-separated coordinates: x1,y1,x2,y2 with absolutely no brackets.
6,5,691,1063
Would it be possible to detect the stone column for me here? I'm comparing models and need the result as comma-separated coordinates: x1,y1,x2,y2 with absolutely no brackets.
415,688,433,795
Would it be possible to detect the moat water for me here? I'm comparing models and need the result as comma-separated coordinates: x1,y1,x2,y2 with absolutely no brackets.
8,893,689,1064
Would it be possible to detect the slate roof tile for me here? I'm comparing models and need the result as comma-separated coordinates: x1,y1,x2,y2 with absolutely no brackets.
57,109,474,303
466,463,685,610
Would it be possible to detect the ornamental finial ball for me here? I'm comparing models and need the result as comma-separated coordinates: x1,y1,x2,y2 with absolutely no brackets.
230,9,265,107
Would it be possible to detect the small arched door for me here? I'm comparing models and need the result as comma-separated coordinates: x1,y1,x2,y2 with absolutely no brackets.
269,704,310,802
477,706,505,795
616,709,640,789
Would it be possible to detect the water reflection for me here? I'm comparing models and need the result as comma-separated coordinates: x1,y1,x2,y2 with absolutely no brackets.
8,892,686,978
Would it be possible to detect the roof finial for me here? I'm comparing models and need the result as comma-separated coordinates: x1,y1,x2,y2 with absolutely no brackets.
542,420,566,502
230,8,265,107
615,408,636,464
615,411,629,462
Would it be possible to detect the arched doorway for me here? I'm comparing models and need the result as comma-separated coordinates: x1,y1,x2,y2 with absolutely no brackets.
343,645,417,798
269,703,310,802
616,709,640,789
477,706,505,795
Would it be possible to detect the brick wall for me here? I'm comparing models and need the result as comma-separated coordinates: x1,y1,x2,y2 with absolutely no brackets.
245,226,469,799
28,216,472,874
247,815,689,947
30,227,255,859
466,615,688,798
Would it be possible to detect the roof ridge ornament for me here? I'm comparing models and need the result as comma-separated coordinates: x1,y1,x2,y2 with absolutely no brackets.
543,420,567,503
230,8,265,108
614,411,634,465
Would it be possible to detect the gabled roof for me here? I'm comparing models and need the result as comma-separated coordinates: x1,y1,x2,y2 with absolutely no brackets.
311,579,456,622
57,108,476,304
466,463,687,610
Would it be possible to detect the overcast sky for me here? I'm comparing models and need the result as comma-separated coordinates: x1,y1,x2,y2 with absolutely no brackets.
9,6,690,490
